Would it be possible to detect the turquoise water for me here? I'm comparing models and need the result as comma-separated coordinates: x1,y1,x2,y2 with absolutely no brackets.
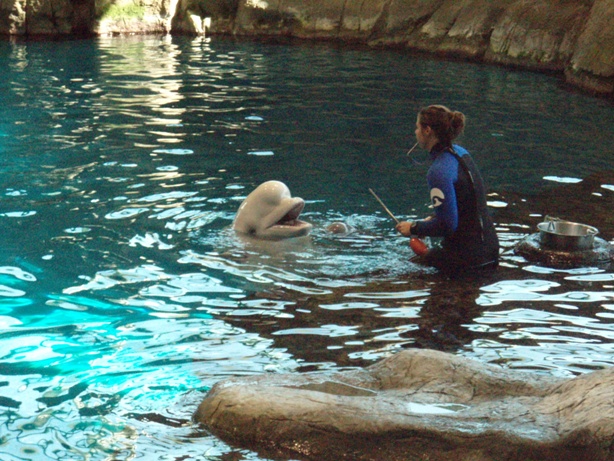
0,35,613,460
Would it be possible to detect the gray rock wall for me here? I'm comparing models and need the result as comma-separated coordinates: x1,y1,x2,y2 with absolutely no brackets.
0,0,612,97
176,0,614,97
0,0,89,35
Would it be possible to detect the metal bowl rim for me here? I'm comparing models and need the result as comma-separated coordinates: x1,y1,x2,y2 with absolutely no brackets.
537,221,599,237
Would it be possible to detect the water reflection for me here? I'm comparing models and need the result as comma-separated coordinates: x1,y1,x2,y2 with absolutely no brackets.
0,35,613,461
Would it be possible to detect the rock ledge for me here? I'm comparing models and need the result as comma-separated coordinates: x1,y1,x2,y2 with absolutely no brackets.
195,349,614,461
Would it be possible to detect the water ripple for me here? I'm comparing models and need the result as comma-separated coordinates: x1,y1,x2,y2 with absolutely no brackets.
1,35,613,461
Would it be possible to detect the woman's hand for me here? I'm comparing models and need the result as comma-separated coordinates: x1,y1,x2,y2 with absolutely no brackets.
395,221,414,237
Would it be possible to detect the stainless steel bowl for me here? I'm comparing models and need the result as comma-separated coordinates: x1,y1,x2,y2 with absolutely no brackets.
538,220,598,251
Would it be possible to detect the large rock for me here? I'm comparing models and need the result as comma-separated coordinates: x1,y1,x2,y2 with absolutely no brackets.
94,0,171,35
567,0,614,94
486,0,591,71
0,0,25,35
170,0,236,35
371,0,515,58
194,349,614,461
0,0,89,35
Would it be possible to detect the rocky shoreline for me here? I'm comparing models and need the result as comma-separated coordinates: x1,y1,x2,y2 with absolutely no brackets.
1,0,612,97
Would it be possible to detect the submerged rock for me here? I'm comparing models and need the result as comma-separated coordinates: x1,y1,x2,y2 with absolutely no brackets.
194,348,614,461
515,233,614,268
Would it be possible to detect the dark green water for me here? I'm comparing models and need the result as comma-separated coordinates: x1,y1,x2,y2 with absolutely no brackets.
0,35,613,460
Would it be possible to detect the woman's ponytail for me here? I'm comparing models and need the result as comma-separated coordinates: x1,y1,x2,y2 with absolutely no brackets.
449,110,465,140
418,105,465,147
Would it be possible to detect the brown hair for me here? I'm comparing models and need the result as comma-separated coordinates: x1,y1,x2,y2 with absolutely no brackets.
418,105,465,147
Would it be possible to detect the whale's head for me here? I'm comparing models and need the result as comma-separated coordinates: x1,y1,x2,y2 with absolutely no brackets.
233,181,313,240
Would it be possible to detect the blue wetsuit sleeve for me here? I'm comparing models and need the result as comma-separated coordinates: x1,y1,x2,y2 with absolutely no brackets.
413,154,459,237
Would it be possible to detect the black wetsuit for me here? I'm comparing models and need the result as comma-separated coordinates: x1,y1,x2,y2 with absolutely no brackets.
411,143,499,276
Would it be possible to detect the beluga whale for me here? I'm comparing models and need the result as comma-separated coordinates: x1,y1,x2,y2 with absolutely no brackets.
233,180,313,240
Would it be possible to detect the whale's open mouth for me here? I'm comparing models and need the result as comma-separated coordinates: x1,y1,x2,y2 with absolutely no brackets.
275,201,305,227
259,199,312,239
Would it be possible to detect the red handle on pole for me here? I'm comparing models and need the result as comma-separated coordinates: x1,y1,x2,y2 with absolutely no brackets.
410,238,428,256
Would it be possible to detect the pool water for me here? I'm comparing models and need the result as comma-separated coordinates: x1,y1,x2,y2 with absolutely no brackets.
0,35,613,460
